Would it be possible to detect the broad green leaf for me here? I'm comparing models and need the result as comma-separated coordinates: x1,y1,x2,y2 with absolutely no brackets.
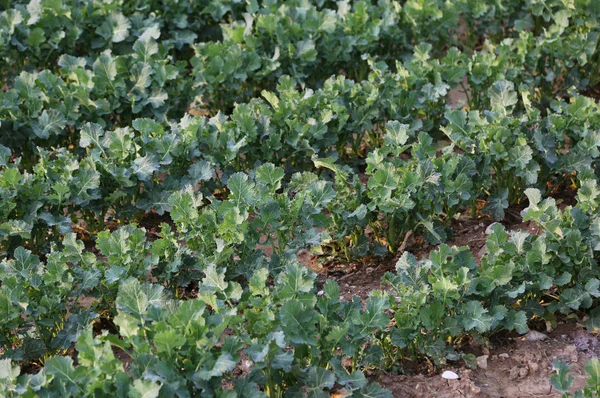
93,51,118,91
130,379,161,398
384,121,410,147
488,80,518,115
304,367,334,390
202,264,228,292
228,172,257,207
0,359,20,382
114,312,140,338
279,300,319,346
255,163,285,190
195,353,237,380
97,12,131,43
550,360,574,393
33,109,66,139
461,300,492,333
116,278,155,318
585,358,600,388
354,383,393,398
132,155,158,181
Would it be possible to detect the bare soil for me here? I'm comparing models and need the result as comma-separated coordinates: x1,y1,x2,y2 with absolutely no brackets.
379,323,599,397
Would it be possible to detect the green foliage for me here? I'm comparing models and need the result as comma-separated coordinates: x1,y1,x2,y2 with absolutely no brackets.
1,0,600,396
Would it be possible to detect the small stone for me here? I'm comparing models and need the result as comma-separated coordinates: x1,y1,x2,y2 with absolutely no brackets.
485,222,500,235
317,290,325,296
525,330,549,341
519,367,529,378
528,361,539,373
499,353,510,359
558,345,578,363
476,355,488,369
509,366,528,380
366,267,375,274
442,370,460,380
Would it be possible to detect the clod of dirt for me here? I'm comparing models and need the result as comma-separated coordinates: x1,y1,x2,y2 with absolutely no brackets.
476,355,489,369
509,365,529,380
572,330,600,352
525,330,549,341
557,345,578,363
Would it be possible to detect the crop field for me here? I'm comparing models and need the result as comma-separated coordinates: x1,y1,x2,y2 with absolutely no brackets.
1,0,600,396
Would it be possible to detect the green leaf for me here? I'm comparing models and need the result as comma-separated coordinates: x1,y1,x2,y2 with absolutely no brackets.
585,307,600,331
338,371,368,390
202,264,228,292
486,189,509,220
188,161,213,182
0,145,11,167
33,109,66,139
508,145,533,170
50,310,99,350
196,353,237,380
277,263,314,300
130,379,161,398
116,278,163,318
309,181,336,207
154,329,186,356
578,180,600,206
560,288,588,310
279,300,319,346
261,90,279,109
0,359,20,381
133,26,160,62
71,168,100,205
227,172,257,207
354,383,393,398
311,156,347,181
461,301,492,333
255,163,285,190
356,295,390,331
384,121,410,147
585,358,600,388
394,252,427,288
22,338,47,363
45,356,86,389
168,187,202,225
2,247,41,280
550,360,574,393
98,12,131,43
504,310,528,334
304,367,334,390
93,50,118,91
114,312,140,338
132,155,158,182
488,80,518,115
